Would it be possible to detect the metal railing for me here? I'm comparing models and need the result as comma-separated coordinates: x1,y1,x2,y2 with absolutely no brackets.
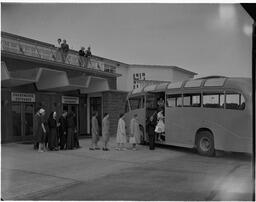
1,36,117,73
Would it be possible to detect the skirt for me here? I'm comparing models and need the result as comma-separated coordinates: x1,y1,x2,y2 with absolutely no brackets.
155,120,165,133
102,132,110,143
116,133,126,144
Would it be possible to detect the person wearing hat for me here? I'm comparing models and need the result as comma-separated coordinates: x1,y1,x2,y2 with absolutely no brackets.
78,47,86,67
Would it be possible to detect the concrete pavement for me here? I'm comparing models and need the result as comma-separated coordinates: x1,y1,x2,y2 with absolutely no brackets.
1,137,254,200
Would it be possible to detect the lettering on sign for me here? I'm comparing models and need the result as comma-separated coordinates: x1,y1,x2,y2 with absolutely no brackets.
62,96,79,104
133,72,146,89
11,92,35,102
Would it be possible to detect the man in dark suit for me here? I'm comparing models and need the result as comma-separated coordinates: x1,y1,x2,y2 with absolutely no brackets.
147,112,157,150
59,110,68,150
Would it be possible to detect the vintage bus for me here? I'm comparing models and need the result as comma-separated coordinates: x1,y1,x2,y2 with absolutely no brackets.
124,76,252,156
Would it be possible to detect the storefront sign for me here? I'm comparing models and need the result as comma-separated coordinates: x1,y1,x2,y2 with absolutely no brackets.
62,96,79,104
11,92,35,102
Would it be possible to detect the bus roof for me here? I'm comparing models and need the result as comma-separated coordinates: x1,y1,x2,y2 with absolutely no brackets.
129,76,252,96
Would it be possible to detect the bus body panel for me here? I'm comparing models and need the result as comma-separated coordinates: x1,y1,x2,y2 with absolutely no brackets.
199,108,252,153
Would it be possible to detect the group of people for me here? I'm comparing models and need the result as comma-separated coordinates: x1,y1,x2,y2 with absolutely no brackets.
33,98,165,153
147,97,166,150
78,46,92,68
90,112,141,151
33,108,80,152
54,38,92,68
55,38,70,63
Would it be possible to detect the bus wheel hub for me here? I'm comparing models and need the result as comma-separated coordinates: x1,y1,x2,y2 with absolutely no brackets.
200,137,210,151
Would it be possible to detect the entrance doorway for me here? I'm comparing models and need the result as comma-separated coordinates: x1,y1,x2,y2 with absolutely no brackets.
63,104,79,133
89,97,102,136
11,103,34,141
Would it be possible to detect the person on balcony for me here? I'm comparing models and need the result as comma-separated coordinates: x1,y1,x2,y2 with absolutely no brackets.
78,47,86,67
61,39,69,63
53,38,62,62
85,46,92,68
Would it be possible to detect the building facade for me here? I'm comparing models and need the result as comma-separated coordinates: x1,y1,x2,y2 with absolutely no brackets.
116,64,196,91
1,32,196,143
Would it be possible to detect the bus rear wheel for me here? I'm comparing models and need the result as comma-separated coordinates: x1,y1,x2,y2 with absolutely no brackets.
196,131,215,157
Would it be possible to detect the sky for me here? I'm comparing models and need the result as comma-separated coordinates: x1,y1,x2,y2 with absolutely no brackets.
1,3,254,77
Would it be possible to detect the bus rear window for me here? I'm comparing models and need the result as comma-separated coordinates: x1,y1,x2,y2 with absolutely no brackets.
203,93,224,108
226,92,245,110
166,94,182,107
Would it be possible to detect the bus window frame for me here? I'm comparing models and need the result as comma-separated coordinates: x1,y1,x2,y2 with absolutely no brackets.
202,90,225,109
128,95,145,111
182,92,202,107
166,93,183,108
224,90,246,110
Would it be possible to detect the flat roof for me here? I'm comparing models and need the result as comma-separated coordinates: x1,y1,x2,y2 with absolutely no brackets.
129,64,197,75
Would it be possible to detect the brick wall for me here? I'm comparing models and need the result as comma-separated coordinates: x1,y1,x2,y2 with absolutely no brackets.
102,91,128,136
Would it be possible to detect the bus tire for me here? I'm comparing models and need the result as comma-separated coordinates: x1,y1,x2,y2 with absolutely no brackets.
139,125,146,145
196,131,215,157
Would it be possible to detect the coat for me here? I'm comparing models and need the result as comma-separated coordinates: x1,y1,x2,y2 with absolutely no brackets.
92,116,99,143
34,114,45,143
130,118,140,144
102,116,110,142
116,118,126,144
48,118,58,149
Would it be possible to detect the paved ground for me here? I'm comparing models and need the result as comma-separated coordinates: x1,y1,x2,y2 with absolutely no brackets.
1,137,254,201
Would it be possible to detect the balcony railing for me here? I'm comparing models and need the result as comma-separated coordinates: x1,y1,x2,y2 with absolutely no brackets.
1,35,117,73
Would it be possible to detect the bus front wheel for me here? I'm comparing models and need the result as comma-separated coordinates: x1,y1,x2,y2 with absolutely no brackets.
196,131,215,157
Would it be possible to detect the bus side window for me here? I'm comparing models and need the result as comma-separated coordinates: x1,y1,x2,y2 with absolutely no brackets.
226,92,245,110
203,93,224,108
183,94,201,107
166,94,182,107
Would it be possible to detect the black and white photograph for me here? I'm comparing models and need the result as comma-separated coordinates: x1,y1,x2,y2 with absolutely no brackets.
1,2,255,201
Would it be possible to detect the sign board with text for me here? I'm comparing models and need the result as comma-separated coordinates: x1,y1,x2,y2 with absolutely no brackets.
11,92,35,102
62,96,79,104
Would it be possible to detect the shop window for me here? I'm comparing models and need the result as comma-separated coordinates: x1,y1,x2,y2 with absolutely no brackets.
226,92,245,110
203,93,224,108
166,94,182,107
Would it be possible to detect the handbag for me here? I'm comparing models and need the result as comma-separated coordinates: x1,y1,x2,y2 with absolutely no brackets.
130,136,136,144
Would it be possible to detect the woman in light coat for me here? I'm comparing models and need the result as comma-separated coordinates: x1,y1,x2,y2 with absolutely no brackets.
116,113,126,150
130,114,140,150
90,112,100,150
102,113,110,151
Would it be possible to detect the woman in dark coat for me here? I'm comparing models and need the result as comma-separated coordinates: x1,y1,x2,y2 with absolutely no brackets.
48,111,58,151
67,112,75,150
